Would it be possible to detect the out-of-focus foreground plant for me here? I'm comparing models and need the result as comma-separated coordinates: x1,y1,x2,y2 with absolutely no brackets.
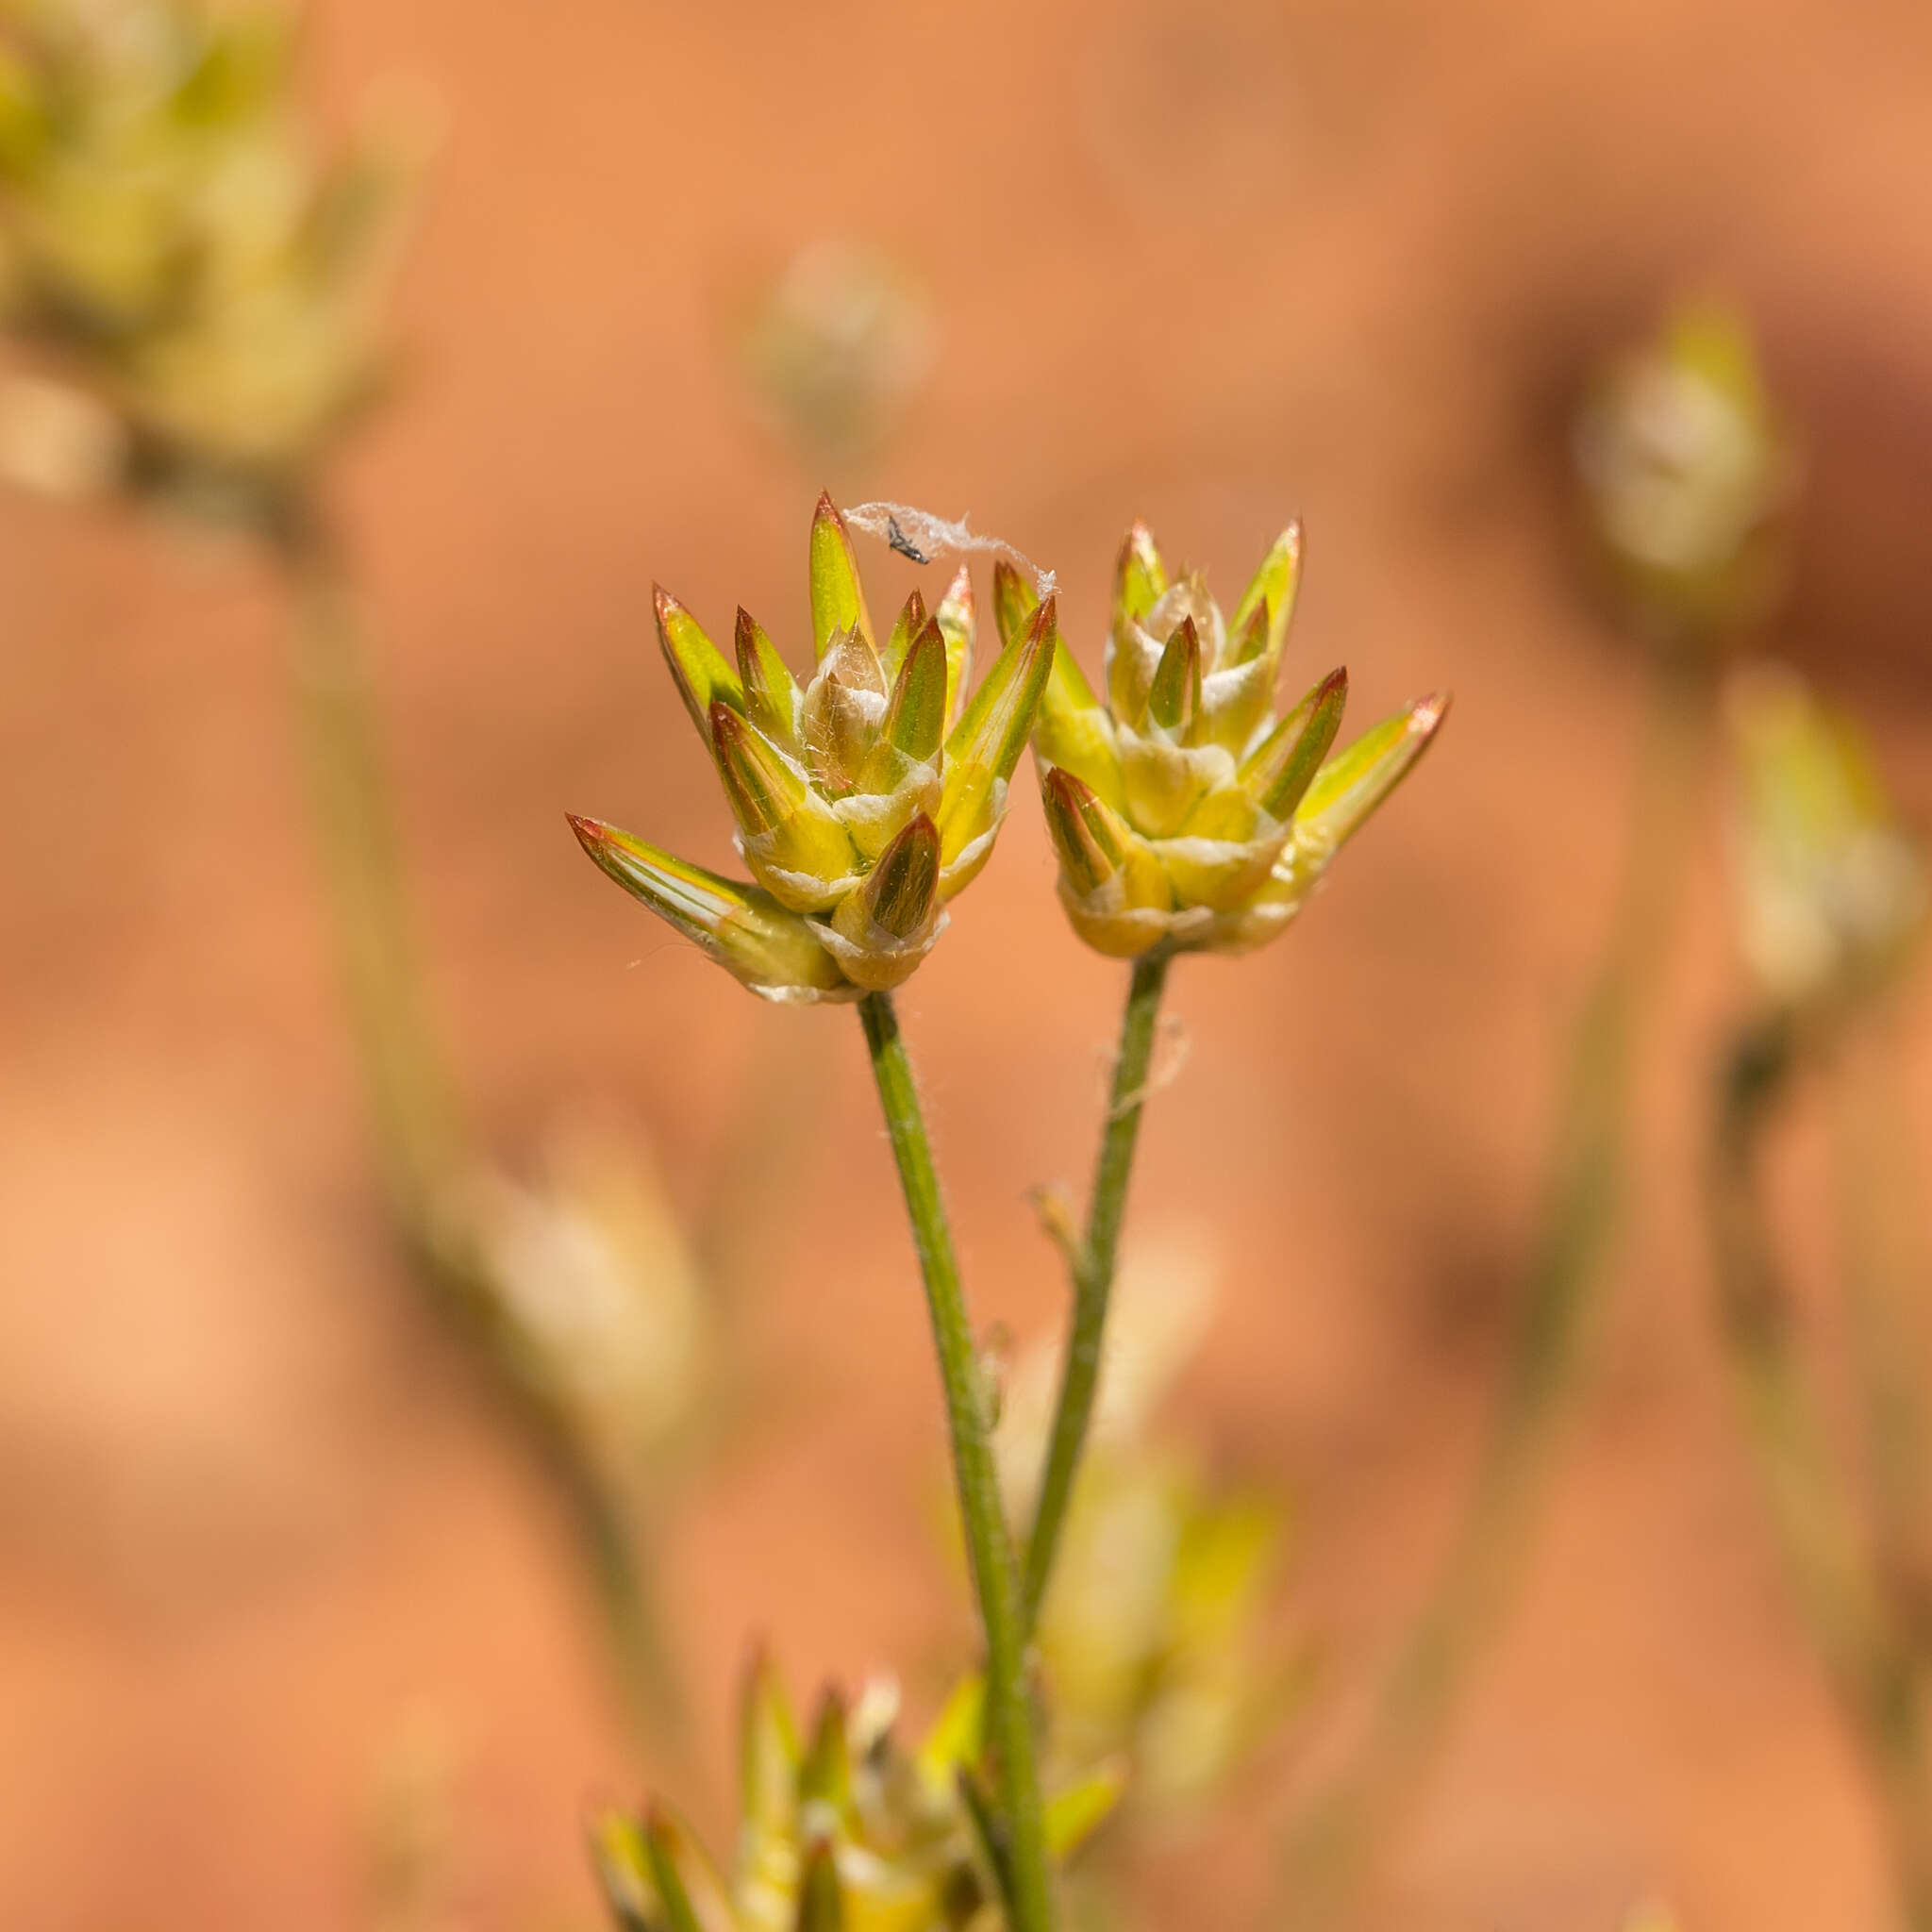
0,0,712,1749
991,1235,1303,1848
1278,303,1792,1923
1707,666,1932,1929
575,496,1445,1932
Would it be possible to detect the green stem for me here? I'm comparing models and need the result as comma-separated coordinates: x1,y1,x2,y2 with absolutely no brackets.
857,991,1054,1932
1021,947,1172,1630
1278,656,1713,1925
1711,1013,1932,1932
264,491,689,1758
1832,1021,1932,1632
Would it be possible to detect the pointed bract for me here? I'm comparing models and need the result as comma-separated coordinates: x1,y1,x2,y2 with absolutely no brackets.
735,608,800,749
937,596,1057,876
658,587,744,746
1293,691,1449,850
934,563,975,728
808,491,873,659
1112,521,1168,637
568,816,850,1001
1244,666,1347,819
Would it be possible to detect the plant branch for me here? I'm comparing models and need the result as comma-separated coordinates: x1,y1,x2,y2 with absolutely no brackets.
857,991,1054,1932
1021,947,1172,1630
262,489,689,1757
1710,1011,1932,1932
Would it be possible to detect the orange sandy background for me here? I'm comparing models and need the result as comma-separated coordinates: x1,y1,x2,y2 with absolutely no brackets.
6,1,1932,1925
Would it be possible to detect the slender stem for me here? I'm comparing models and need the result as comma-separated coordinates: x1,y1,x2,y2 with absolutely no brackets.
1278,656,1714,1925
262,491,689,1757
857,991,1054,1932
1832,1020,1932,1632
1711,1013,1932,1932
1021,947,1172,1630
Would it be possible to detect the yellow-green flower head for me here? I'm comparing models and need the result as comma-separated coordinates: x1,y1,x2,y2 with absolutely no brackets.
1574,303,1795,648
592,1655,1119,1932
1028,520,1446,958
0,0,420,493
1725,663,1924,1011
572,494,1057,1002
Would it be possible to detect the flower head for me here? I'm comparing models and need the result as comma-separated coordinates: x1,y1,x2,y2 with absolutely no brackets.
0,0,422,504
592,1655,1119,1932
1028,521,1445,958
1725,663,1924,1012
1574,302,1795,649
573,494,1056,1001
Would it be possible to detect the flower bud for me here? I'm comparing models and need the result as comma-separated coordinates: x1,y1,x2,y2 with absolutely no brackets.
1574,302,1795,650
1034,521,1446,958
574,496,1054,1000
1725,663,1924,1011
0,0,427,505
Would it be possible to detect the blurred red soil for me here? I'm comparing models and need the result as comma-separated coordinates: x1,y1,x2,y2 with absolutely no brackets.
5,0,1932,1925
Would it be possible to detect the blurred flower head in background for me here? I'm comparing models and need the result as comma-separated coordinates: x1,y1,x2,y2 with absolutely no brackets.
994,1232,1300,1824
572,494,1056,1000
458,1113,709,1484
739,240,935,475
1724,662,1924,1014
0,0,425,514
593,1655,1119,1932
1573,302,1795,650
1028,520,1446,958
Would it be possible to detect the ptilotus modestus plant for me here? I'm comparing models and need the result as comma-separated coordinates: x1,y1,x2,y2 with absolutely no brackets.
592,1655,1121,1932
572,493,1056,999
0,0,420,506
1724,662,1925,1016
1024,521,1446,958
1573,303,1795,650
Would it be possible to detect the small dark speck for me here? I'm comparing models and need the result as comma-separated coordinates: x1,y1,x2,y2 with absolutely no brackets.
887,515,930,565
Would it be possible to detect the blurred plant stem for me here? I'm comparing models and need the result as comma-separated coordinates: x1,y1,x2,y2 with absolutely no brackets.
1832,1020,1932,1624
261,490,690,1761
1278,655,1715,1926
1710,1011,1932,1932
857,990,1055,1932
1022,947,1173,1630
